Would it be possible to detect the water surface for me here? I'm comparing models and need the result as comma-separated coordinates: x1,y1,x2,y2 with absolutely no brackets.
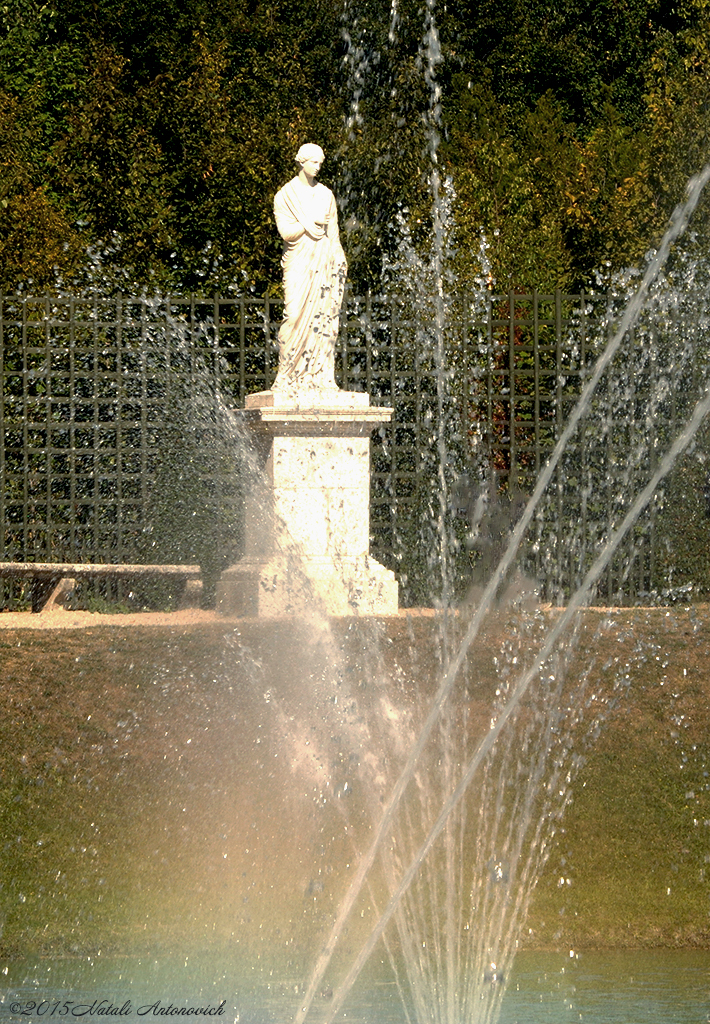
1,950,707,1024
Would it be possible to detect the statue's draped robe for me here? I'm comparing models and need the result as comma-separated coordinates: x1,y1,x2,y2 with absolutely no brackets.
273,178,347,390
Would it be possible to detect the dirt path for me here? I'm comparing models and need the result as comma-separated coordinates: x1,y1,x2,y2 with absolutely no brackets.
0,606,440,629
0,607,234,629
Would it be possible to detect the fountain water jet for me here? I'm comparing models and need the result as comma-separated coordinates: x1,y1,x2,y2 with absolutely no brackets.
321,366,710,1024
291,166,710,1024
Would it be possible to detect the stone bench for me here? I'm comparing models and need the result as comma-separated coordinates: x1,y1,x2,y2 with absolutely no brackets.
0,562,202,612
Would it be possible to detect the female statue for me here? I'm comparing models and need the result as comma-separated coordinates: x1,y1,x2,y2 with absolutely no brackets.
272,143,347,391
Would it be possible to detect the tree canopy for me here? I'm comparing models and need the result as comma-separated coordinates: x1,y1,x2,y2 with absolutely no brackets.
1,0,710,293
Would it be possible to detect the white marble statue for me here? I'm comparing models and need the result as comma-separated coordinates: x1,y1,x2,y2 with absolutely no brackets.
273,143,347,391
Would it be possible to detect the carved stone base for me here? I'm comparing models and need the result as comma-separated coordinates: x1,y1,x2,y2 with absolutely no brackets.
216,554,398,618
216,389,399,618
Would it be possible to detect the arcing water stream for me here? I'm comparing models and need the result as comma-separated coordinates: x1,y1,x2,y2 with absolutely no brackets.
291,160,710,1024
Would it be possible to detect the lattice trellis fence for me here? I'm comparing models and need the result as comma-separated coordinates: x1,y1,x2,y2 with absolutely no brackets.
1,290,705,608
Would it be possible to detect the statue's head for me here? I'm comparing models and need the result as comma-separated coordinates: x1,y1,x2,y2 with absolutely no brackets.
295,143,325,167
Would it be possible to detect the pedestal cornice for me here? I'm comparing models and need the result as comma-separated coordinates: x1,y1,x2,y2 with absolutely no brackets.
243,390,393,437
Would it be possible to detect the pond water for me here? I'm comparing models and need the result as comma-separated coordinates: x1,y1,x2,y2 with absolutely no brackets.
500,950,709,1024
1,950,707,1024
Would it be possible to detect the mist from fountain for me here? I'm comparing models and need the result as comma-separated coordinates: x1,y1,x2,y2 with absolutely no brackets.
129,25,710,1021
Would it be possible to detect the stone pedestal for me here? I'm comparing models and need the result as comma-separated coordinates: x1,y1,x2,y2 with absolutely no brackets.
216,389,398,617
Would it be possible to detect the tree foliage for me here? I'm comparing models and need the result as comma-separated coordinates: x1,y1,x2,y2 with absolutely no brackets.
1,0,710,292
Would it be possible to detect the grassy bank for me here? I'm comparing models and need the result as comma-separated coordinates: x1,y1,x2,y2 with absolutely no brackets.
529,607,710,948
0,609,708,969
